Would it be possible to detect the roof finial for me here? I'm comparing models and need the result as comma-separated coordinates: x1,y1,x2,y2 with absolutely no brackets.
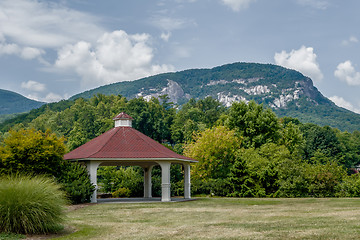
113,112,133,127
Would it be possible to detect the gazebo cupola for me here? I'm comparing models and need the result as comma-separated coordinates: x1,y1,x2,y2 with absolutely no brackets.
113,112,133,127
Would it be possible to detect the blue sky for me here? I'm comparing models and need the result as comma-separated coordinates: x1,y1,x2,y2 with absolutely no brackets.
1,0,360,114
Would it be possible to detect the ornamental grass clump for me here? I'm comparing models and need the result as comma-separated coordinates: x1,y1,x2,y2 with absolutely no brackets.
0,175,68,234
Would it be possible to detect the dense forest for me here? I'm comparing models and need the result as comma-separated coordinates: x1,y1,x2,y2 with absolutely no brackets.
1,94,360,200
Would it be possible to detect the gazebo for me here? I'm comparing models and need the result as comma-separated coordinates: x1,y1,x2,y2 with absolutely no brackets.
64,112,197,203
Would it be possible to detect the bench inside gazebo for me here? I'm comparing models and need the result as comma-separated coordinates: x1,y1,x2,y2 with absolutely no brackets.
64,112,197,203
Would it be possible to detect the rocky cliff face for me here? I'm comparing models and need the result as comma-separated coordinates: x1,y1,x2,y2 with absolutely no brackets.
133,75,326,111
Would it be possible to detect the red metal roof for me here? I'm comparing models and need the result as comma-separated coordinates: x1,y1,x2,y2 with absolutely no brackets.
113,112,133,120
64,126,196,162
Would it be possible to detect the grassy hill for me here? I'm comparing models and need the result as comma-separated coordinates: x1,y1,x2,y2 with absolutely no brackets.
0,89,44,115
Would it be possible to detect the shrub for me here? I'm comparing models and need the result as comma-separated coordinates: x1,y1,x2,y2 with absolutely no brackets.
191,178,231,197
112,187,131,198
335,173,360,197
0,129,65,176
56,161,94,204
0,175,67,234
97,166,143,197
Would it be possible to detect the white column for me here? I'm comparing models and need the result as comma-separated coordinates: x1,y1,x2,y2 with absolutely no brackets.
143,165,153,198
157,161,171,202
86,161,102,203
184,163,191,199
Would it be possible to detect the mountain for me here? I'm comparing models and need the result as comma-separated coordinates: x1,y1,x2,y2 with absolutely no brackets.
0,89,45,115
72,62,360,132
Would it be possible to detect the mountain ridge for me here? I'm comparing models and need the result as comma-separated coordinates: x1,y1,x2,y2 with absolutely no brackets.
0,89,45,115
71,62,360,132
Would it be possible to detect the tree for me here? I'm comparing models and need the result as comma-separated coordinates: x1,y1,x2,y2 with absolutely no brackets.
229,143,292,197
183,126,241,180
226,100,281,148
300,123,342,163
280,121,305,154
171,97,226,143
0,129,65,176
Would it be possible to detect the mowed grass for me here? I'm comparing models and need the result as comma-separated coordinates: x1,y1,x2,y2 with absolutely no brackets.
53,198,360,240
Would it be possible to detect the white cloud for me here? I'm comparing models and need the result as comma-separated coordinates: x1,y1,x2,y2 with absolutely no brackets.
0,42,20,55
43,92,64,103
26,92,64,103
221,0,256,11
296,0,328,10
274,46,324,82
21,80,46,92
0,42,44,60
342,36,359,46
334,60,360,86
161,32,172,42
0,0,104,49
151,15,196,41
329,96,360,114
55,30,174,90
20,47,45,60
151,16,189,32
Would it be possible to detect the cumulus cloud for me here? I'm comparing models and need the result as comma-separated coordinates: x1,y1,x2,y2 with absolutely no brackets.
329,96,360,114
296,0,328,10
54,30,174,90
0,0,103,49
221,0,256,11
334,60,360,86
274,46,324,82
0,42,44,60
21,80,46,92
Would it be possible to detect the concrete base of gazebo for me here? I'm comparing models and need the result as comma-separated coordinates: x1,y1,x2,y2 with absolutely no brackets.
97,197,197,204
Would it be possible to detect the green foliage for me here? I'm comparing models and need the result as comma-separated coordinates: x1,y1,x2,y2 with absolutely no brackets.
112,187,131,198
277,159,346,197
97,166,143,197
0,232,25,240
0,99,73,133
56,161,94,204
305,161,346,197
0,175,67,234
229,144,291,197
0,129,65,176
335,174,360,197
171,97,226,143
184,126,241,180
191,178,231,197
226,100,281,148
279,121,305,154
301,124,342,161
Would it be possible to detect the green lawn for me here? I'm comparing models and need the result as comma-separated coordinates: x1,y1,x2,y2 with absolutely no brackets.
3,198,360,240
